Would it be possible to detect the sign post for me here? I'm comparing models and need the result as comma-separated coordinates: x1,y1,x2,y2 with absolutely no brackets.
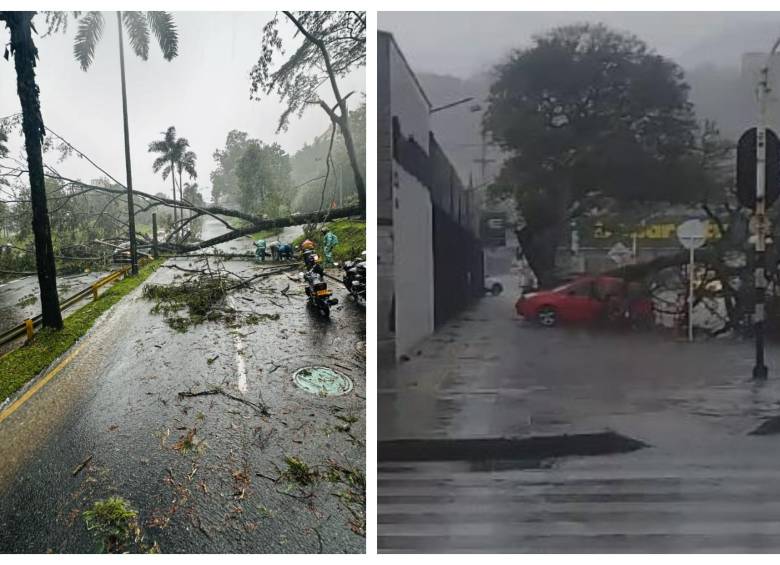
676,220,707,343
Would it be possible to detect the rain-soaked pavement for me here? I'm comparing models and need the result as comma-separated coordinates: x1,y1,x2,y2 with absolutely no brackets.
379,275,780,553
0,217,365,553
0,271,109,354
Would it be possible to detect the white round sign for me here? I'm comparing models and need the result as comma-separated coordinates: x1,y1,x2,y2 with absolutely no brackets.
676,219,707,250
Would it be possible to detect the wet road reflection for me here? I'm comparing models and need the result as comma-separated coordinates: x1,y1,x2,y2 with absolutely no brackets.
0,217,365,553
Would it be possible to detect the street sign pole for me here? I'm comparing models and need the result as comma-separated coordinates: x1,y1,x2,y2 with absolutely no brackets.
676,220,707,343
754,68,769,380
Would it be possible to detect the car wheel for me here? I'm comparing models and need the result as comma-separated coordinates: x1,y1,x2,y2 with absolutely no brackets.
491,283,503,296
537,306,558,327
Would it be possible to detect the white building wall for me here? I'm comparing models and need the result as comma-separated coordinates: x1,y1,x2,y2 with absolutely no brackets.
394,167,434,357
385,35,436,360
389,42,431,154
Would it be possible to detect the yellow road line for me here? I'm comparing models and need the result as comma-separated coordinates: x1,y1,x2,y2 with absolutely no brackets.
0,341,87,425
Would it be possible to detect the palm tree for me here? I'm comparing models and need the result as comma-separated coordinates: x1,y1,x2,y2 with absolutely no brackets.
0,12,63,329
73,11,178,274
148,126,186,235
177,149,197,219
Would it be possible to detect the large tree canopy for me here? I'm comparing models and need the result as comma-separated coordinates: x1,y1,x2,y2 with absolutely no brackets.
290,102,365,212
210,130,251,206
249,11,366,211
235,140,292,217
249,11,365,132
484,23,720,284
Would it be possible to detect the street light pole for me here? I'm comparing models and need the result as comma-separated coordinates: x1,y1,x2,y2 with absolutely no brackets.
430,96,474,114
117,11,138,275
754,65,769,380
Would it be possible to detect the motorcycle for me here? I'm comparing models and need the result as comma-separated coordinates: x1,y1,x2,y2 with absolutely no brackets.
341,251,366,303
302,250,338,318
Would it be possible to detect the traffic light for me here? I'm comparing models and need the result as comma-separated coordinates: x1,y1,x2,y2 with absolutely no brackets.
736,127,780,209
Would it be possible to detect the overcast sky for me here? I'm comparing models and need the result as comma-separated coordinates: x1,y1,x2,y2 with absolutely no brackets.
379,11,780,77
0,11,365,202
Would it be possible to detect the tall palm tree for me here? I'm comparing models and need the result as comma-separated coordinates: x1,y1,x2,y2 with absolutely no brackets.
177,149,197,219
148,126,187,234
73,11,178,274
0,12,63,329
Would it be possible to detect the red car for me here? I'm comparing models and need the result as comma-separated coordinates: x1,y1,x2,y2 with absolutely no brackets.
515,275,652,327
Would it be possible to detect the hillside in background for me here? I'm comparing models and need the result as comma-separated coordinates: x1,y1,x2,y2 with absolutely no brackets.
417,20,780,187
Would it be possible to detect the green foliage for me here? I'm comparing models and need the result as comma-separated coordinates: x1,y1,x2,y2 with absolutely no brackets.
236,140,292,217
292,218,365,262
68,11,178,71
284,456,317,486
486,23,704,208
0,176,146,274
250,11,366,132
484,23,724,283
0,259,163,402
143,273,230,332
210,131,293,216
148,126,196,198
181,182,204,210
290,103,365,213
83,497,140,553
250,228,280,241
210,130,250,205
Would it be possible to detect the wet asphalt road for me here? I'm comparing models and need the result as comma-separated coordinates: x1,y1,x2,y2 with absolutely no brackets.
0,271,109,353
379,275,780,552
0,218,365,553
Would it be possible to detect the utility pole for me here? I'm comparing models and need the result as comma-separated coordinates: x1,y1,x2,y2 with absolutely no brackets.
753,63,771,380
152,213,159,259
473,129,496,186
117,11,138,275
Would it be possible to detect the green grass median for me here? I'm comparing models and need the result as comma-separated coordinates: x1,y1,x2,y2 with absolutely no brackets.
0,259,164,403
293,218,366,262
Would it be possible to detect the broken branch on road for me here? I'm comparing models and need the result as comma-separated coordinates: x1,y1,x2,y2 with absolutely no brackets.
178,386,270,417
144,257,295,332
72,455,93,477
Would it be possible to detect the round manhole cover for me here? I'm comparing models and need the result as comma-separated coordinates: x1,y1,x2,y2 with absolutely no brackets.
292,366,353,396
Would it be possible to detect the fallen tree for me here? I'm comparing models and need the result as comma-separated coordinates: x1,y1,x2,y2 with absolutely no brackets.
24,172,364,252
603,204,773,337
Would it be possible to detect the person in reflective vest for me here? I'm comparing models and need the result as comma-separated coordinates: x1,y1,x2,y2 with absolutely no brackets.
322,226,338,265
254,238,267,262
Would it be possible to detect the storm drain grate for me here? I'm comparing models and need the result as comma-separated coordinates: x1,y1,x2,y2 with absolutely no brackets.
293,366,353,397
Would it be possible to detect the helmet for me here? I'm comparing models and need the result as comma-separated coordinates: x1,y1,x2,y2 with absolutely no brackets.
301,239,315,250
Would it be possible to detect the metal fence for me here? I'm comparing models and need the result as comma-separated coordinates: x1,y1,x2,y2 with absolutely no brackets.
433,204,485,329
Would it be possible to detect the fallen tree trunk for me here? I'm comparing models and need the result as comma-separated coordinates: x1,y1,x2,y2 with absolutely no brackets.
605,247,718,281
38,173,364,252
172,205,363,252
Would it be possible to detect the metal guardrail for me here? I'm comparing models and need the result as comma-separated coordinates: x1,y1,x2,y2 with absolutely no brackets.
0,258,150,349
